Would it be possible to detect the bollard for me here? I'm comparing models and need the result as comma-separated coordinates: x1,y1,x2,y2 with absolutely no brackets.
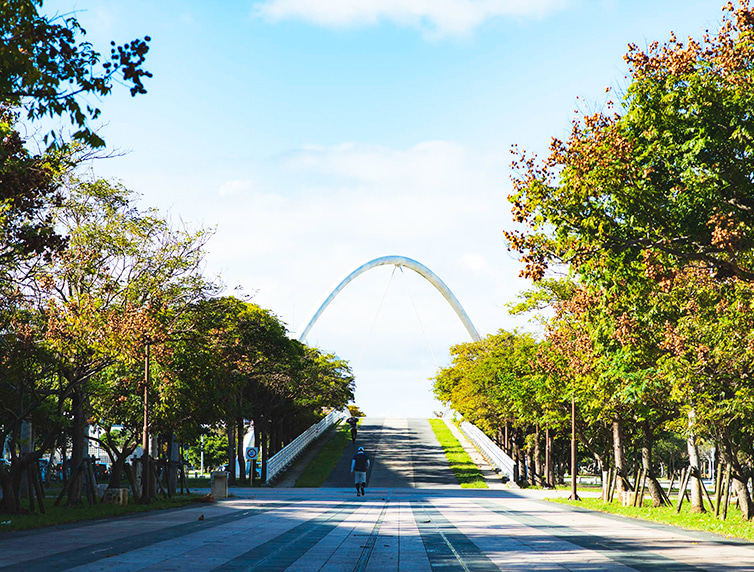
622,491,636,507
210,471,229,499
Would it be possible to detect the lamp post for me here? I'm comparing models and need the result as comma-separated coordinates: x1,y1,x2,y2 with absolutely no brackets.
140,341,151,504
570,393,580,501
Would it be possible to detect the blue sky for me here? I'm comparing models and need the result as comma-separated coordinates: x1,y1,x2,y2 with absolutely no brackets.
43,0,725,417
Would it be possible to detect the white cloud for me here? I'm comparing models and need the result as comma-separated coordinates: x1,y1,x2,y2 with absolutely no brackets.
201,140,520,329
252,0,568,36
217,179,253,196
284,141,476,191
197,140,529,415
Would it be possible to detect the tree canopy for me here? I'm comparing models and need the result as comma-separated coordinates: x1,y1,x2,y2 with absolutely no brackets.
506,1,754,283
0,0,151,147
432,0,754,520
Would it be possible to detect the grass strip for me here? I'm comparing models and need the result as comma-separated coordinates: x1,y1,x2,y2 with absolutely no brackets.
549,496,754,541
0,494,203,532
294,421,352,487
429,419,487,489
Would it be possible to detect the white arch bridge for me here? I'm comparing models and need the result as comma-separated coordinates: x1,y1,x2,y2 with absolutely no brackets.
296,255,481,343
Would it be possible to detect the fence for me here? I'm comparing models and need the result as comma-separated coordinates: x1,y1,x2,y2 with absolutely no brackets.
459,421,515,482
265,409,348,484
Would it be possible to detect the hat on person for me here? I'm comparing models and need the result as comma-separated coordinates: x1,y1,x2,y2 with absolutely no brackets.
357,446,364,451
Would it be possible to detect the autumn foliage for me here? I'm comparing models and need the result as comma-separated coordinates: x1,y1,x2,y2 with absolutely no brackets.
433,1,754,520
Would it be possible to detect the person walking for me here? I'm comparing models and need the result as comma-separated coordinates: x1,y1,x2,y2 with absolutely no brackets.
351,446,370,496
346,416,359,443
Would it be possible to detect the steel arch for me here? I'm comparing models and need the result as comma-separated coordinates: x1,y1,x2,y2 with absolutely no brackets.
296,255,480,343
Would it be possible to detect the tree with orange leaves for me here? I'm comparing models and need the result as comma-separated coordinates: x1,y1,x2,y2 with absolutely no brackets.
506,0,754,284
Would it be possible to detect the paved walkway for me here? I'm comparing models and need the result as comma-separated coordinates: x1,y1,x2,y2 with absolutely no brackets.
324,418,458,489
3,419,752,571
2,488,753,571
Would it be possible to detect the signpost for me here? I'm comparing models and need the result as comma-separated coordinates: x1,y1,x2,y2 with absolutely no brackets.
246,447,259,486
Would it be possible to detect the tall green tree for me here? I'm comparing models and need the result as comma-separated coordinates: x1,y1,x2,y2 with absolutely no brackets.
28,177,213,505
506,1,754,283
1,0,151,147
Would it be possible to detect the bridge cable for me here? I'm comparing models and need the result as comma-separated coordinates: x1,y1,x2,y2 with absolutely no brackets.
398,265,439,369
355,264,397,369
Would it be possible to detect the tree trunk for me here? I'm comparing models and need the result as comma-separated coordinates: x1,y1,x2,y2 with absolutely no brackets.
169,433,179,496
686,433,706,513
19,421,32,500
226,421,236,484
0,469,20,514
534,425,543,487
61,436,68,488
544,428,552,488
267,417,280,458
612,414,631,496
731,474,754,520
504,420,510,457
260,426,268,483
526,447,534,487
715,436,753,519
107,452,128,489
641,420,668,507
513,429,524,485
68,389,85,506
236,418,247,485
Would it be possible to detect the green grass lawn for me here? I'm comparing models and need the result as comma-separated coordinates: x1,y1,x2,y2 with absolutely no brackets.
294,421,352,487
429,419,487,489
550,496,754,541
0,493,203,532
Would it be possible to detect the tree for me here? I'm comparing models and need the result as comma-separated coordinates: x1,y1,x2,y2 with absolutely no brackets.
1,0,151,148
185,430,228,472
28,177,213,505
501,0,754,517
0,301,62,513
661,269,754,518
168,297,354,485
0,110,67,282
506,1,754,283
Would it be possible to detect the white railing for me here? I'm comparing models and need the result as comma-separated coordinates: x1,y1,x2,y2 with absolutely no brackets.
265,409,348,484
460,421,515,481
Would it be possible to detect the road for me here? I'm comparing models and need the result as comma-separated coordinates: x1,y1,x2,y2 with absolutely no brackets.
1,418,753,571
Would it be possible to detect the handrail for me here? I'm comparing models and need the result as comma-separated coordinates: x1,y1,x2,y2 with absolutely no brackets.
459,421,515,481
265,410,348,484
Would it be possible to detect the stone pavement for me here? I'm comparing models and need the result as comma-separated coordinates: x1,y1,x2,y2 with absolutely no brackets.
1,487,753,571
2,419,752,571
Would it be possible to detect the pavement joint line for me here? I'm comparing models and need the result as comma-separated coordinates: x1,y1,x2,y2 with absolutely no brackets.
353,492,392,572
0,501,295,572
471,497,711,572
209,500,362,571
409,499,500,572
301,497,390,572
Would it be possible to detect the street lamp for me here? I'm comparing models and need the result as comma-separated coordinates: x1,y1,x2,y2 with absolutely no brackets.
570,392,580,501
139,341,152,504
139,330,193,503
